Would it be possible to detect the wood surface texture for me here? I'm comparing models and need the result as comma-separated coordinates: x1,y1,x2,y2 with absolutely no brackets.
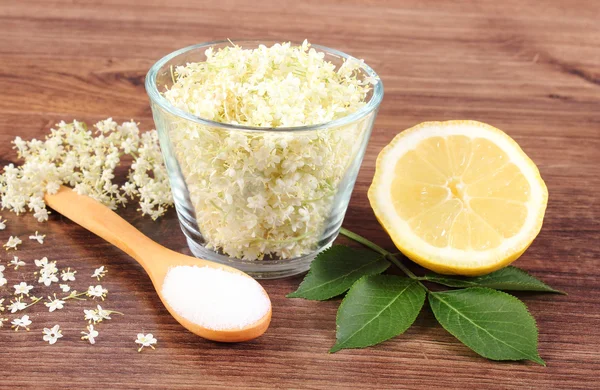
0,0,599,388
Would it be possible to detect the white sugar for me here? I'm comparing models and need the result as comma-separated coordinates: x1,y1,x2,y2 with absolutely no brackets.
161,266,270,331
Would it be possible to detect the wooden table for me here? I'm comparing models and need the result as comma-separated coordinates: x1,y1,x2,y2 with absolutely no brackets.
1,0,598,388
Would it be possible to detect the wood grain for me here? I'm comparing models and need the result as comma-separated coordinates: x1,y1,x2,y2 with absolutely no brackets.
0,0,599,388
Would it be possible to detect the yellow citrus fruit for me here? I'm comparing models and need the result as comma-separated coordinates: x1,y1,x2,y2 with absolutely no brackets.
368,120,548,276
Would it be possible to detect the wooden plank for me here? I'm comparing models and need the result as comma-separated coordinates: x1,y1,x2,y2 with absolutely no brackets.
0,0,599,388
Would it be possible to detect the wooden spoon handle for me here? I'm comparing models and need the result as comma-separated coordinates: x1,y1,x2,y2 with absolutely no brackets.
44,186,162,271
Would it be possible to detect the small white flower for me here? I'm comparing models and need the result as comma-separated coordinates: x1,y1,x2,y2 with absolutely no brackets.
13,282,33,296
135,333,157,352
0,298,4,311
8,297,26,313
0,275,6,287
33,208,49,222
61,268,76,282
34,257,49,267
86,285,108,300
29,231,45,244
0,217,6,230
84,308,102,323
0,317,7,327
4,236,22,250
38,271,59,287
42,325,63,344
11,314,32,331
59,284,71,292
96,305,112,321
9,256,26,269
41,262,58,275
44,296,65,312
91,266,107,280
81,324,99,344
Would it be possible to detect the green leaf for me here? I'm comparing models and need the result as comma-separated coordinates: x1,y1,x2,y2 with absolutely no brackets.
330,275,426,353
428,287,545,365
423,266,563,293
287,245,390,300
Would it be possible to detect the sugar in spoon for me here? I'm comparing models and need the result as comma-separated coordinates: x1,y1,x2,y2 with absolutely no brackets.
45,186,272,342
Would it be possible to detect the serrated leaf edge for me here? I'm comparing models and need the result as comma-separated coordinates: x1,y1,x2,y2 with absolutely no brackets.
424,266,564,294
429,287,546,366
330,275,425,353
287,246,389,300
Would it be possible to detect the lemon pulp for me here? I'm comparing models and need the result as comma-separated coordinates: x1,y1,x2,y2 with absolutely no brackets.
369,121,547,276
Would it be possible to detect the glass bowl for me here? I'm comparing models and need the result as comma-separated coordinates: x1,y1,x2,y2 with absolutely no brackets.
145,40,383,279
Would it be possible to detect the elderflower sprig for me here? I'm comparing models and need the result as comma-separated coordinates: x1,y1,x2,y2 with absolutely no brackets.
83,305,123,324
1,119,173,222
135,333,157,352
62,290,87,301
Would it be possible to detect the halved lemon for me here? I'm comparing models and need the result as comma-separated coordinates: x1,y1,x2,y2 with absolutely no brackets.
368,120,548,276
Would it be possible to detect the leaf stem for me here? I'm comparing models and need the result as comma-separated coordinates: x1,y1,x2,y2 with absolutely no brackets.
339,227,423,285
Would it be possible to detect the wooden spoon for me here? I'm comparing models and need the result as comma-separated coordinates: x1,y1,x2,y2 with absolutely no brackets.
45,186,272,342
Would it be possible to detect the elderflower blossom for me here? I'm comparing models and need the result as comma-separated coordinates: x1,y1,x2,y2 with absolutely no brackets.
9,256,26,269
8,297,26,313
0,265,6,287
83,305,121,324
29,231,45,244
35,257,59,286
11,314,31,331
59,284,70,292
163,41,374,260
135,333,157,352
87,285,108,300
45,295,65,312
4,236,22,250
0,298,4,312
13,282,33,296
91,266,107,280
61,268,76,282
0,119,172,222
0,217,6,230
84,308,102,323
81,324,99,344
42,325,63,344
0,317,7,327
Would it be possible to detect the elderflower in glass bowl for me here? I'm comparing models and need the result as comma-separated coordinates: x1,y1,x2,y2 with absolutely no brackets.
146,40,383,278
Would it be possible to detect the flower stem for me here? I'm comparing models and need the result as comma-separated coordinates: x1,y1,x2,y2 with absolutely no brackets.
339,227,424,287
62,291,87,301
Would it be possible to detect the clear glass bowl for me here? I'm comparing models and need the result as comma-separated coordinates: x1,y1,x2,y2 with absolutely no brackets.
145,40,383,278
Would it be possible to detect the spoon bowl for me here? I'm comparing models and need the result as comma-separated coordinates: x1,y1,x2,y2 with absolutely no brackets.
45,186,272,342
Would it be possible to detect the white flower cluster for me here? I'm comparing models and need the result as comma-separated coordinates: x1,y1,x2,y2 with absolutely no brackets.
165,40,372,127
164,41,373,260
0,119,173,221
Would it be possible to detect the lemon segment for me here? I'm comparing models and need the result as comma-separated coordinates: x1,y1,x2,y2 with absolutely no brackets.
368,120,548,276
